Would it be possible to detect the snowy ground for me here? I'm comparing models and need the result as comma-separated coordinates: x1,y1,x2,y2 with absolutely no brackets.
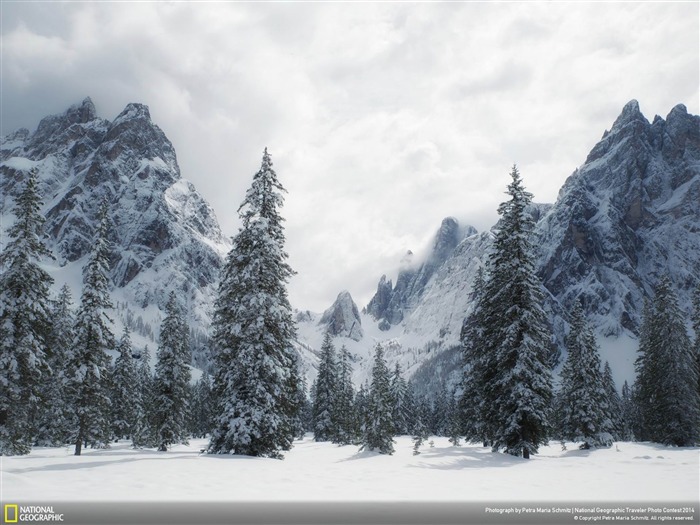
2,436,697,503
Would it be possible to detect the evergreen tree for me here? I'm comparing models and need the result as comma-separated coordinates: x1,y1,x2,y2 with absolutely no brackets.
131,346,153,448
476,166,553,458
208,149,302,458
636,277,700,446
35,284,75,446
111,328,139,440
389,363,411,435
154,293,191,451
191,371,214,438
459,265,490,445
333,345,356,444
312,333,338,442
361,345,395,454
602,361,623,440
619,380,635,441
431,386,450,436
0,173,55,455
66,201,115,455
556,302,612,448
354,383,369,442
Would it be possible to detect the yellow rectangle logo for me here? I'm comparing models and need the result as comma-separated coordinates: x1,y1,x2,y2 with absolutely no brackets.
4,504,18,523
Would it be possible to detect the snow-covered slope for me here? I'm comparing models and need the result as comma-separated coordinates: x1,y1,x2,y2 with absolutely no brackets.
1,98,230,329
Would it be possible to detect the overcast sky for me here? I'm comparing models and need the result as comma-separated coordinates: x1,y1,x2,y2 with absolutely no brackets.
1,2,698,312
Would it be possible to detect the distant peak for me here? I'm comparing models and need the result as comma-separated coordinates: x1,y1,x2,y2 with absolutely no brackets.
610,99,646,131
114,102,151,123
668,103,688,118
65,96,97,124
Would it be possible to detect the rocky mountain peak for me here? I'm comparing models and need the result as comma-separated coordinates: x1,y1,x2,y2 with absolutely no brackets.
66,97,98,124
320,290,364,341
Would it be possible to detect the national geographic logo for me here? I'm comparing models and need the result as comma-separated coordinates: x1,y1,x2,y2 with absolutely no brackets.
3,505,64,522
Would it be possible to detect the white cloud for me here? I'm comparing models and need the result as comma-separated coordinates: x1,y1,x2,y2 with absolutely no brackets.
1,2,698,312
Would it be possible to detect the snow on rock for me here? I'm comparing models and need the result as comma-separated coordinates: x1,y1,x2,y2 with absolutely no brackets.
0,98,230,328
320,290,364,341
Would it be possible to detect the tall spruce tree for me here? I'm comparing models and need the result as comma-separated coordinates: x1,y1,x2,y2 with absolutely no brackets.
635,277,700,446
312,332,338,442
619,380,635,441
0,173,54,455
556,302,612,448
35,284,75,446
602,361,622,440
208,149,302,458
389,363,412,435
361,344,395,454
191,371,214,438
477,166,553,458
66,201,115,455
111,328,139,440
459,265,489,445
154,293,191,451
131,346,153,448
333,345,356,444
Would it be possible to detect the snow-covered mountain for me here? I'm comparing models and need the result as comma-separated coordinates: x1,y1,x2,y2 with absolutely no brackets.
298,101,700,393
0,98,230,330
3,98,697,394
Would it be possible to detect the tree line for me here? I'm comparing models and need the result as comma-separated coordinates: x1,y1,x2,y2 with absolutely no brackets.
1,160,698,459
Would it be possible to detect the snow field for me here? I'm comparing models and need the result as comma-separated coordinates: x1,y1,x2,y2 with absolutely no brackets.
2,436,697,502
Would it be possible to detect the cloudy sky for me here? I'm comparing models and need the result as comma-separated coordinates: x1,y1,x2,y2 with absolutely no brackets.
1,2,698,312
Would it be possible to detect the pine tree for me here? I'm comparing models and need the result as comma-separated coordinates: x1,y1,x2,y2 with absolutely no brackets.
191,371,214,438
361,344,395,454
0,173,55,455
620,380,635,441
636,277,700,446
208,149,302,458
556,302,612,448
459,265,489,445
477,166,553,458
111,328,139,440
65,201,115,455
431,386,451,436
35,284,75,446
389,363,411,435
333,345,356,444
131,346,152,448
312,332,338,442
154,293,191,451
602,361,623,440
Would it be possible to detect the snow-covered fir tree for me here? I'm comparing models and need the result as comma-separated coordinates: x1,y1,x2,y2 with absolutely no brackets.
35,284,75,446
361,344,395,455
66,201,115,455
190,371,214,438
459,265,489,446
111,328,139,440
389,363,412,436
332,345,356,444
131,345,153,448
556,302,612,448
312,332,338,442
208,149,302,458
474,166,553,458
602,361,622,441
619,380,635,441
0,173,54,455
635,277,700,446
154,293,191,451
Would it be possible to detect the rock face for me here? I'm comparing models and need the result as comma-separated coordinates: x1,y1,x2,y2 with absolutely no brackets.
365,217,477,326
365,100,700,350
320,291,364,341
536,100,700,336
0,97,229,326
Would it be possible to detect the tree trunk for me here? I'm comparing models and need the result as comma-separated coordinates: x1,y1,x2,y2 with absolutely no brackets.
522,447,530,459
